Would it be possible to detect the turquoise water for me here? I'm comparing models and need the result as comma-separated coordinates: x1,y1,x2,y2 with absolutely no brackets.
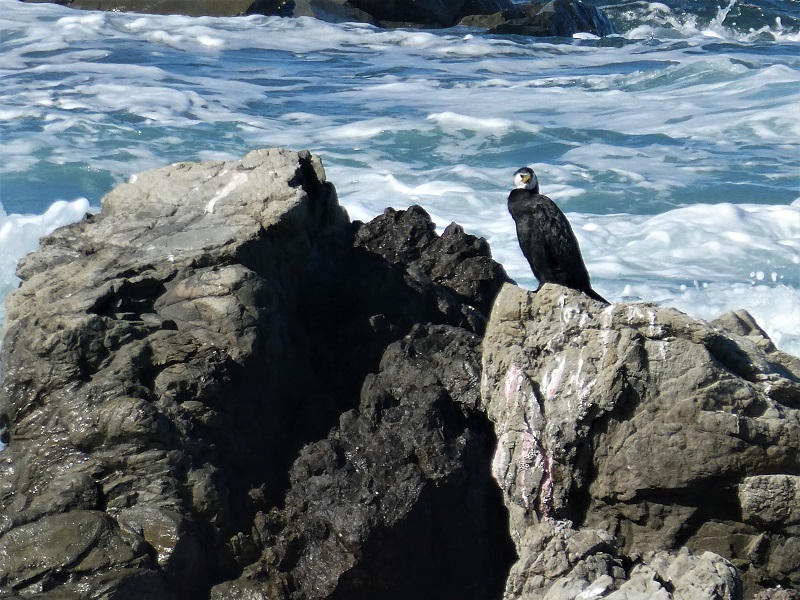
1,0,799,353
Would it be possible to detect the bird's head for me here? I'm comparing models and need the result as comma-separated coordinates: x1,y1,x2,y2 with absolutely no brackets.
514,167,539,192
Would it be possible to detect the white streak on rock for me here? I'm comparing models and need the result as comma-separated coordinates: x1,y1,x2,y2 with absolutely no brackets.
542,356,566,400
205,172,248,214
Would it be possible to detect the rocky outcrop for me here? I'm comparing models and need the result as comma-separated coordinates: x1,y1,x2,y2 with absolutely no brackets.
0,148,511,598
19,0,618,35
0,148,348,598
461,0,619,37
2,147,799,599
481,283,800,599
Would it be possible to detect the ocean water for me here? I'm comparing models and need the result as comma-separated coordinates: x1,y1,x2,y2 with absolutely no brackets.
1,0,799,357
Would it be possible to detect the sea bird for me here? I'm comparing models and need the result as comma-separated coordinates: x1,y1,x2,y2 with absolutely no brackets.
508,167,607,304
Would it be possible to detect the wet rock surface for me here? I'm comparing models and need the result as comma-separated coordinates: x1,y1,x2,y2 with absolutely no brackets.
214,324,516,598
19,0,512,25
482,283,800,599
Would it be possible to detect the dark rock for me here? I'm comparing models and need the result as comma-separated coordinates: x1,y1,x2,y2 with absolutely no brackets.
344,0,513,27
352,206,510,330
482,283,800,598
287,0,376,24
214,324,516,598
245,0,294,17
0,148,510,598
461,0,619,37
23,0,257,17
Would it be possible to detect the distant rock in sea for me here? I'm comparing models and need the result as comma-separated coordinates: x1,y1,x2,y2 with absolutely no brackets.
461,0,619,38
1,148,798,599
20,0,618,37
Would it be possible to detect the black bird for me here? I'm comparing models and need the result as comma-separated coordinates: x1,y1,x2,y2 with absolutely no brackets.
508,167,608,304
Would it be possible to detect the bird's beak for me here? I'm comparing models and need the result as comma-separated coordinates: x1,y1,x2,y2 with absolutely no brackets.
521,173,531,184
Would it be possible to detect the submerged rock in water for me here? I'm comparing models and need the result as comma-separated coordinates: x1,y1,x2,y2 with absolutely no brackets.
461,0,619,37
341,0,513,27
482,283,800,598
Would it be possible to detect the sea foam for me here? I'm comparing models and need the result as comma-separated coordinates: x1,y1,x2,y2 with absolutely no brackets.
0,198,91,332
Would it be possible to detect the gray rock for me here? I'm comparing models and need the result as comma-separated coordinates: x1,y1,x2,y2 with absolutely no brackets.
605,548,740,600
287,0,376,24
0,511,143,586
754,589,800,600
21,0,620,35
502,520,625,599
0,149,511,598
345,0,512,27
3,146,798,599
481,283,800,597
23,0,258,17
739,475,800,530
0,148,350,597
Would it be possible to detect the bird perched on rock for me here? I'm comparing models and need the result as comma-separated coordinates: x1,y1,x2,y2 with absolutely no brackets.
508,166,607,304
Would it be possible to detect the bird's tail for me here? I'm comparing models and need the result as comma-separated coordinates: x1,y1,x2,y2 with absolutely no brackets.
586,287,609,304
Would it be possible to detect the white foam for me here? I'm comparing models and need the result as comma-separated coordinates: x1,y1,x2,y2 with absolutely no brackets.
427,112,518,134
336,181,800,356
621,0,800,43
0,199,92,334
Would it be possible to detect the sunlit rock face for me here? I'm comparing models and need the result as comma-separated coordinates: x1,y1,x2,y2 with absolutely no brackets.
481,282,800,598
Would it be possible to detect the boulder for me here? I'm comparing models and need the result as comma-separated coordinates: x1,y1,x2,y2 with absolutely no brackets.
282,0,376,24
461,0,619,37
481,283,800,598
0,148,511,598
22,0,514,26
0,148,350,597
23,0,259,17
